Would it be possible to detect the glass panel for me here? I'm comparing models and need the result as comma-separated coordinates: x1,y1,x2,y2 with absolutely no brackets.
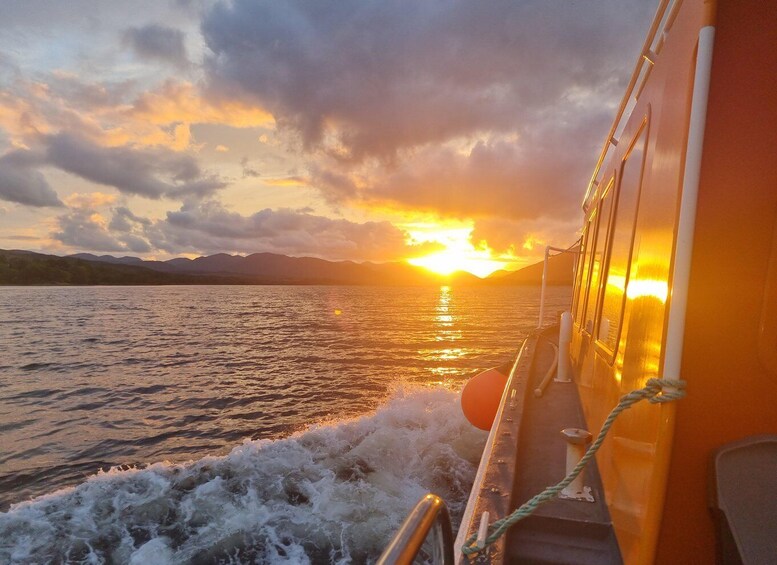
572,221,592,323
599,126,648,354
585,177,615,334
578,210,598,333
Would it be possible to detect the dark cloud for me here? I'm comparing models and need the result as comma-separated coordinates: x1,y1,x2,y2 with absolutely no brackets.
0,150,63,207
53,208,128,252
46,73,137,111
147,200,414,260
51,199,422,261
120,233,153,253
240,156,260,178
54,205,154,254
44,133,226,199
123,24,189,68
202,0,653,160
109,206,152,232
313,105,611,223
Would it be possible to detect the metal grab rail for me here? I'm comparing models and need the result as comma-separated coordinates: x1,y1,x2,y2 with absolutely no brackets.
377,494,455,565
537,244,580,329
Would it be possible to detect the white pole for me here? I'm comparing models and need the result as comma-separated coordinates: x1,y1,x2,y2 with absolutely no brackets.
538,246,550,328
556,311,572,382
662,26,715,386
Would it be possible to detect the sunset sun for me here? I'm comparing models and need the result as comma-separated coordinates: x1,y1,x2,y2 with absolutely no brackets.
406,225,511,278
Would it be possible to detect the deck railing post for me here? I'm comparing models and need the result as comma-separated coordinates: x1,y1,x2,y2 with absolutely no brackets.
537,245,580,330
556,311,573,382
538,246,550,328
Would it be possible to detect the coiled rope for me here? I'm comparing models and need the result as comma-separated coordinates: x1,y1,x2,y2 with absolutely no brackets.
461,377,686,556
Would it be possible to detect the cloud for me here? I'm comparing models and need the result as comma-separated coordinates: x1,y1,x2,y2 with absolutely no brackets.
63,191,118,209
198,0,654,253
263,176,308,188
53,204,154,254
0,149,63,207
146,200,415,260
129,81,273,132
123,24,189,68
0,75,272,154
53,209,128,252
312,117,603,223
470,216,580,258
44,132,227,199
240,156,260,178
109,206,152,232
202,0,652,160
49,199,425,261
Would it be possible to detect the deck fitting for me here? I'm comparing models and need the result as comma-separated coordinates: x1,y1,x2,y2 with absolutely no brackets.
559,428,595,502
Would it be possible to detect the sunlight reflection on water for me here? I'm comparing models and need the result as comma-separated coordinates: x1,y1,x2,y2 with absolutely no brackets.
0,284,571,510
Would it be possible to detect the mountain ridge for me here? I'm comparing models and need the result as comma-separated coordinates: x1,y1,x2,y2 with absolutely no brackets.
2,249,575,286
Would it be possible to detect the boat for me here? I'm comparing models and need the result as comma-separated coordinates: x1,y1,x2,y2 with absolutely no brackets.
379,0,777,562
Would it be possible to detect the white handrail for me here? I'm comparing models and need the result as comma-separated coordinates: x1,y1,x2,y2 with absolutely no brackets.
538,245,580,329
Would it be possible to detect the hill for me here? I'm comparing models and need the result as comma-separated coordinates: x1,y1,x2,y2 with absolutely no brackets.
2,249,481,286
1,248,577,286
0,250,259,286
487,249,577,286
69,251,483,286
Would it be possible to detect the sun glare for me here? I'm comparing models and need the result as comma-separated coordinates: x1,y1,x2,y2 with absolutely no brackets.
405,225,510,278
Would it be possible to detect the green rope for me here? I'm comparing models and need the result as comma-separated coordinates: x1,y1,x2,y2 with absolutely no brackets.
461,377,686,556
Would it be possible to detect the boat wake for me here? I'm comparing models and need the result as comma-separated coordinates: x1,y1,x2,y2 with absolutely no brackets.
0,386,486,564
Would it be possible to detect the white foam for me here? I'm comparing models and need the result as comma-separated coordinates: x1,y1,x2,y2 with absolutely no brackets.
0,386,486,564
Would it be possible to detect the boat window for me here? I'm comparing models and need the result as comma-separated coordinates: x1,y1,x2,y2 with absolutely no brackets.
584,177,615,335
598,124,648,356
578,209,598,333
572,220,592,323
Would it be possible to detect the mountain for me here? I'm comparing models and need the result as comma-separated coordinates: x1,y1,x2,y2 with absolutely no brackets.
488,248,577,286
0,250,259,286
1,248,576,286
69,253,178,272
69,250,483,286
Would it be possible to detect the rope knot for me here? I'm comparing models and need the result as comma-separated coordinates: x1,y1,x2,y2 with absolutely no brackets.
646,378,687,404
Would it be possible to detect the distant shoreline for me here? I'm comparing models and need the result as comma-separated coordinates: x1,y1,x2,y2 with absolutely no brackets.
0,248,575,287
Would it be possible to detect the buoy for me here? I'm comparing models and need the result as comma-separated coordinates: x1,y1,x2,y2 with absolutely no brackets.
461,367,508,431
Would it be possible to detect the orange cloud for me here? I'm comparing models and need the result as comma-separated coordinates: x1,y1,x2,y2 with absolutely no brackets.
263,176,308,187
0,77,273,153
130,81,273,130
63,192,118,209
0,89,53,143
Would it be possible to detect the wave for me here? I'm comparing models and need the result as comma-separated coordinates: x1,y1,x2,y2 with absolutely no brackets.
0,386,486,564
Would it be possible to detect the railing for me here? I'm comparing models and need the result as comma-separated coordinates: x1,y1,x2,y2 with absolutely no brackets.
377,494,455,565
537,244,580,329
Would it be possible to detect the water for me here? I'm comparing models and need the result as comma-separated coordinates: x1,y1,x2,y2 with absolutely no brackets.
0,284,571,563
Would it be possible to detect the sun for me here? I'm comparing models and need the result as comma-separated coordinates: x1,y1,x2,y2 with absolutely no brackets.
405,224,511,278
409,250,505,278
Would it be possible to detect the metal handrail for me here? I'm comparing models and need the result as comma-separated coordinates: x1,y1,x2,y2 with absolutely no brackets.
377,493,455,565
537,243,580,329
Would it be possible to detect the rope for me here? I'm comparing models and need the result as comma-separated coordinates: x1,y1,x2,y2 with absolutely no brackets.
461,377,686,556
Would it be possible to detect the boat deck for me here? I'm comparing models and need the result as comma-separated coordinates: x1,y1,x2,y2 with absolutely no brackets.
458,327,621,564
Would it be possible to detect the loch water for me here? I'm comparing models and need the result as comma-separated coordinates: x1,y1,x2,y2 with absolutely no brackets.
0,284,571,564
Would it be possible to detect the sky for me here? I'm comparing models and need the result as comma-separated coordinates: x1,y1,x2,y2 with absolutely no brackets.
0,0,657,276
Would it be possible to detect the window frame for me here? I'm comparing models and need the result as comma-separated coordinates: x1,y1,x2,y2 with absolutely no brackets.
580,175,616,337
594,118,650,363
